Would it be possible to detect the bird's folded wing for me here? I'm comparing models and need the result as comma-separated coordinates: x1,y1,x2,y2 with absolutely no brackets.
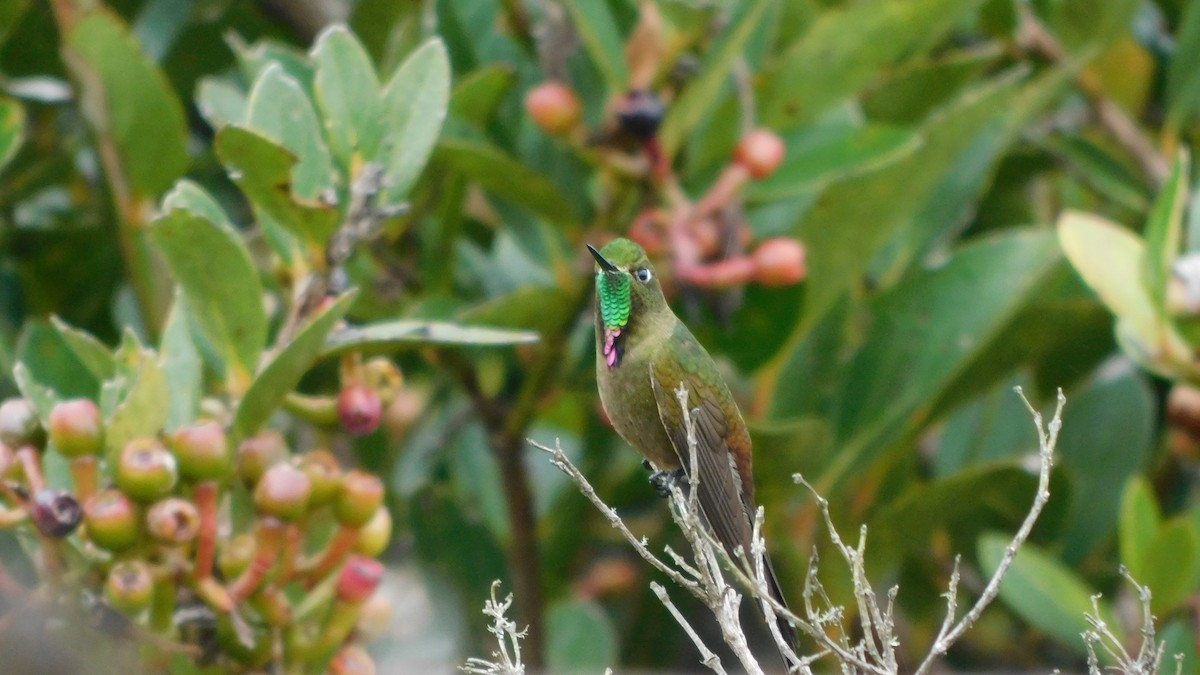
649,364,753,565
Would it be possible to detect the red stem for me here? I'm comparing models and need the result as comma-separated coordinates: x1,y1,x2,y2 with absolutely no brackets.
15,447,44,493
193,481,219,581
304,526,359,588
70,456,98,504
229,517,286,603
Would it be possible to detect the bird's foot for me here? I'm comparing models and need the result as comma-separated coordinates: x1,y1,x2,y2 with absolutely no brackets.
649,468,687,499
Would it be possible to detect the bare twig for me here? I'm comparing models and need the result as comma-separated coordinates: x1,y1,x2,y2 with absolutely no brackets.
650,581,727,674
461,581,528,675
912,386,1064,675
1082,567,1180,675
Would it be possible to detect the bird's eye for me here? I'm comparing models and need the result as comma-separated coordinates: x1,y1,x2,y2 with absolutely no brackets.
635,267,653,283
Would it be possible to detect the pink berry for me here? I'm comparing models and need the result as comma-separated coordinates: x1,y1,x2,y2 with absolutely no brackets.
48,399,103,459
338,384,382,437
525,81,582,135
752,238,806,287
734,129,785,179
336,555,384,604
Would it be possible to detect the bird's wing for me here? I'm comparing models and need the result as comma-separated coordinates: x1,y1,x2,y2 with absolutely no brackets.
649,361,754,564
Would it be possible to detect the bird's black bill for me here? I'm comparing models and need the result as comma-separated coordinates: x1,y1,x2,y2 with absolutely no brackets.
587,244,619,272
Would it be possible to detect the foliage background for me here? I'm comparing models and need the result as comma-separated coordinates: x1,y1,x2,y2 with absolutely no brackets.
1,0,1199,671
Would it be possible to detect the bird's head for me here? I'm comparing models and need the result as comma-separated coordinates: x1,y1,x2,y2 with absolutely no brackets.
588,238,669,368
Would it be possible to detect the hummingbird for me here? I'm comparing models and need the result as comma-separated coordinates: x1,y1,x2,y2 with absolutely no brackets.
588,238,795,652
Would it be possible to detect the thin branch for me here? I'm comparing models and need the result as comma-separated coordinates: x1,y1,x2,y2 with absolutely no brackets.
912,386,1064,675
650,581,726,674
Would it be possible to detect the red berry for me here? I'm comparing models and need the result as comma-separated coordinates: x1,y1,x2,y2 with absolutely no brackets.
525,81,582,136
0,398,45,449
167,421,230,482
734,129,786,179
146,497,201,545
105,560,154,614
84,489,140,551
336,555,384,604
254,462,312,521
30,488,82,538
334,470,385,528
236,431,289,486
116,438,179,502
48,399,103,459
752,238,806,287
338,384,382,437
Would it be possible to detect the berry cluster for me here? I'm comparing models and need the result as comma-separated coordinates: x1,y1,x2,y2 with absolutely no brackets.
522,1,806,292
0,394,392,672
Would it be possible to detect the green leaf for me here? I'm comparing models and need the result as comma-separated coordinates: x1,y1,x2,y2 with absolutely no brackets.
1055,368,1155,561
869,464,1040,562
230,36,315,93
978,533,1117,655
312,25,383,167
1143,150,1190,317
545,599,619,673
823,230,1060,488
162,179,234,231
16,321,99,401
1162,619,1199,673
159,293,202,431
760,0,988,130
449,64,516,127
0,95,24,172
1166,0,1200,130
104,350,169,462
215,125,340,246
321,319,539,358
435,138,576,224
745,124,922,202
1140,518,1200,615
195,77,247,129
379,39,451,205
49,316,115,382
151,210,267,388
862,47,1002,125
1049,134,1150,212
65,9,188,197
561,0,628,92
1058,210,1196,379
660,0,770,158
232,292,357,442
1118,476,1161,578
246,64,335,199
12,362,59,420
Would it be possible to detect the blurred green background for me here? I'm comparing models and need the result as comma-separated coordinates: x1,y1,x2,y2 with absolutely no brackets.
2,0,1200,671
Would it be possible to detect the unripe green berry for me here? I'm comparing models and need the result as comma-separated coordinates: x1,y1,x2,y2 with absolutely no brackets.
354,505,392,557
297,450,342,507
334,470,385,528
30,488,83,538
116,438,179,502
84,489,141,551
0,398,45,449
218,533,255,580
47,399,103,459
253,462,311,521
105,560,154,614
166,421,231,483
236,431,289,486
336,555,384,604
146,497,201,545
363,358,403,407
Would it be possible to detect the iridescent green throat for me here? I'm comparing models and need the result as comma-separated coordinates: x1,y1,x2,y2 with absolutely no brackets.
597,271,630,368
